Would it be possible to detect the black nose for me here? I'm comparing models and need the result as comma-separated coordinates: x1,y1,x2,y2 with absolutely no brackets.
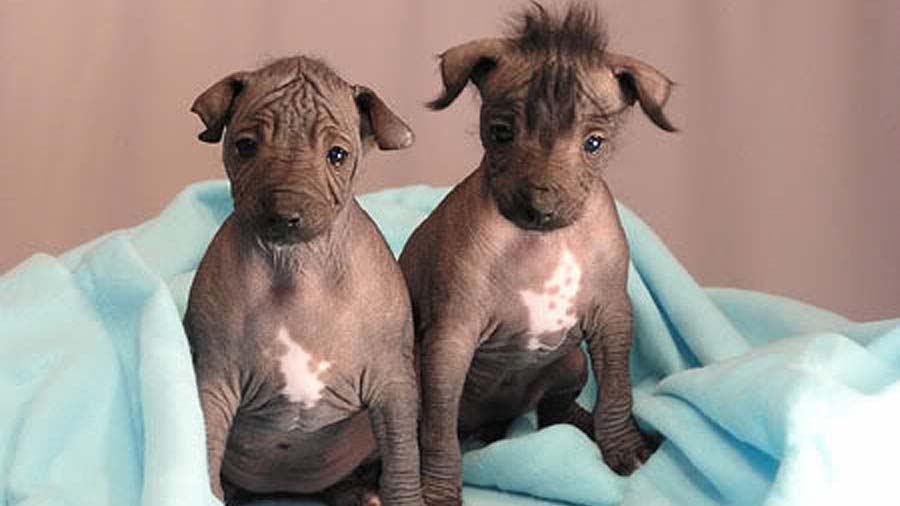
525,206,556,226
268,212,301,227
519,186,558,228
264,211,303,239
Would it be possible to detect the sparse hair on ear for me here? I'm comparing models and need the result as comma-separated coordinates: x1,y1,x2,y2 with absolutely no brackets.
190,72,248,143
604,52,677,132
353,85,415,151
428,38,507,110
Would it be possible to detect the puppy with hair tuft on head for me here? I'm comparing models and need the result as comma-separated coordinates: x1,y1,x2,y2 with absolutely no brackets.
401,3,676,505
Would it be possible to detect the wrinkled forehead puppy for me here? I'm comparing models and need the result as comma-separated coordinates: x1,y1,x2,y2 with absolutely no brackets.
184,56,423,506
400,4,675,505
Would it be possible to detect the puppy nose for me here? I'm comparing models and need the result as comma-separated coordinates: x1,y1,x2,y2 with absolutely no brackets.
262,210,304,241
525,205,556,227
530,207,555,225
520,186,558,226
267,212,302,228
261,192,301,226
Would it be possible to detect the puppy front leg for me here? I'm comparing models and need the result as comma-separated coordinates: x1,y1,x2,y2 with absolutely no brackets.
368,366,424,506
197,378,240,501
419,325,478,506
587,300,655,475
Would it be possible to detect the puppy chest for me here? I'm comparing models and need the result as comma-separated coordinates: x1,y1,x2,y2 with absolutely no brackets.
490,246,590,353
273,326,332,409
517,248,584,348
257,325,362,432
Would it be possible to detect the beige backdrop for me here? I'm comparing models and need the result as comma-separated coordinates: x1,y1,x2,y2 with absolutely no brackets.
1,0,898,320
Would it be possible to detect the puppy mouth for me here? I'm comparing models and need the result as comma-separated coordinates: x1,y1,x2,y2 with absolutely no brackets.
260,227,304,245
493,189,579,232
257,218,320,245
498,205,570,231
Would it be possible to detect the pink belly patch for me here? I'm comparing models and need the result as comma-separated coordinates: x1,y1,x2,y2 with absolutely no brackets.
276,326,331,408
518,248,582,350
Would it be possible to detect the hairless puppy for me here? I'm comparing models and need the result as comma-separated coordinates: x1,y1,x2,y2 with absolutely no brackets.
400,5,676,505
184,56,423,506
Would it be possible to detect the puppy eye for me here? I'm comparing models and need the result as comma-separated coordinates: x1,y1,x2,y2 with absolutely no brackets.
326,146,348,167
583,134,604,156
489,123,514,145
235,138,258,159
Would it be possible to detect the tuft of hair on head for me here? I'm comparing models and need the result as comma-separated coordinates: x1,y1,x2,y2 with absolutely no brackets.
507,1,609,62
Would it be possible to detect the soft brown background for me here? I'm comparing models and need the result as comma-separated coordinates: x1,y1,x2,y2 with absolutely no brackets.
1,0,898,320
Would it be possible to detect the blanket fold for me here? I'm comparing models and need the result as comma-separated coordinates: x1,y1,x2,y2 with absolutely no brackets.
1,181,897,506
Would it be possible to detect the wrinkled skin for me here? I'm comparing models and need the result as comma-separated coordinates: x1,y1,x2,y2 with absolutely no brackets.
400,8,676,505
184,56,423,506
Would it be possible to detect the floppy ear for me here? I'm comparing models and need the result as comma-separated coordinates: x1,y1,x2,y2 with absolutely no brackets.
353,85,414,151
190,72,249,143
428,38,508,110
604,52,677,132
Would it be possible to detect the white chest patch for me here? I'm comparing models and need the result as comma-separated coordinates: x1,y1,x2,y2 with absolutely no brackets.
275,326,331,409
518,248,583,350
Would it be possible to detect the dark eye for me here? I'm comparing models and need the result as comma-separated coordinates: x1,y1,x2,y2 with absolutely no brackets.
326,146,348,167
583,135,604,156
489,123,514,145
235,138,258,159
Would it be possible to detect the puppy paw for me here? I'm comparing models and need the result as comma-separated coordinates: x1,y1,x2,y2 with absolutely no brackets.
598,423,659,476
360,491,382,506
422,476,462,506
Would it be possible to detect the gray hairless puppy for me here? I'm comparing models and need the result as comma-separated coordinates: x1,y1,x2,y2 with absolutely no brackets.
400,5,676,505
184,56,423,506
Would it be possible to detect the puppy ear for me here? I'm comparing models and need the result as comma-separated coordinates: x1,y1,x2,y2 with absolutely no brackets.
190,72,249,143
428,38,508,110
353,85,414,151
604,52,677,132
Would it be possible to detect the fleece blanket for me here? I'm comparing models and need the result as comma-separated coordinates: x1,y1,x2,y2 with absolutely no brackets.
2,180,899,506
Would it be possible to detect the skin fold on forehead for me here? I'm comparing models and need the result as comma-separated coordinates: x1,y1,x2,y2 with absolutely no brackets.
229,58,357,146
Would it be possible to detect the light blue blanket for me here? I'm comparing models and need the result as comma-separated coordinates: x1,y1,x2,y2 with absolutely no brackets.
2,181,899,506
